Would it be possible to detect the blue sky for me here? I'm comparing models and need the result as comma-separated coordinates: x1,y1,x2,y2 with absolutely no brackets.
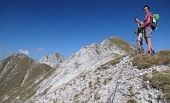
0,0,170,61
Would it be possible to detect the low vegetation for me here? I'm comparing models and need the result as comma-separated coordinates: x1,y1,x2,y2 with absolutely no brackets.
127,99,137,103
108,36,132,53
132,50,170,102
150,70,170,102
132,50,170,69
142,73,150,89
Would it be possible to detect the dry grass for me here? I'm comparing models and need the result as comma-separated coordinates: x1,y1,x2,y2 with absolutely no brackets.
129,87,135,97
108,36,132,53
142,74,151,89
132,50,170,102
127,99,137,103
132,50,170,69
150,70,170,102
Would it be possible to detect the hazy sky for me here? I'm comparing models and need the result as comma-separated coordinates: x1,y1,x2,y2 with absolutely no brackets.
0,0,170,61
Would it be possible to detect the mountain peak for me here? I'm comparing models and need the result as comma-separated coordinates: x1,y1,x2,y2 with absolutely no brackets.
39,52,65,67
9,53,27,58
104,36,133,53
0,53,31,65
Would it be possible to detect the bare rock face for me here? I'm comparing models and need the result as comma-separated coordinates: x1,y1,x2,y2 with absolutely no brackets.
39,53,65,68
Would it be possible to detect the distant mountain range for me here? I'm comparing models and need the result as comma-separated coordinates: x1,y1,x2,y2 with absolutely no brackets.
0,36,169,103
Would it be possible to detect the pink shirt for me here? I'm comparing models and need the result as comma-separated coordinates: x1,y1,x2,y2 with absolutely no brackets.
144,12,153,29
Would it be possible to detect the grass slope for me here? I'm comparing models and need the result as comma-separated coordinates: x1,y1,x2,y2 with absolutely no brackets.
0,54,54,103
108,36,133,53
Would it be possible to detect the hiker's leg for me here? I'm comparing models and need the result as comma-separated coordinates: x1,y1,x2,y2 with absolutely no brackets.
137,34,142,50
140,33,145,51
146,37,151,51
145,28,152,53
137,40,141,50
140,40,144,51
149,38,154,50
145,37,148,44
149,38,155,54
139,33,143,50
144,31,147,44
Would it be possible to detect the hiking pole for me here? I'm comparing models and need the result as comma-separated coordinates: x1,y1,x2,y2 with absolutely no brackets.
130,30,136,55
132,30,135,43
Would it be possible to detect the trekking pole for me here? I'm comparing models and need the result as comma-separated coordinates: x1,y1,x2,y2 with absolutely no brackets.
130,30,136,55
142,30,145,53
132,30,136,43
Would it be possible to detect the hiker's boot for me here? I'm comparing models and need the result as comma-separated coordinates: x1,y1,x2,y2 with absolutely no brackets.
151,50,155,55
147,50,150,54
136,49,140,54
138,49,140,54
140,49,144,53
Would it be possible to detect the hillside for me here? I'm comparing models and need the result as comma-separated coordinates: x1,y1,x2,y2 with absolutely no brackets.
0,36,170,103
0,54,53,102
27,51,170,103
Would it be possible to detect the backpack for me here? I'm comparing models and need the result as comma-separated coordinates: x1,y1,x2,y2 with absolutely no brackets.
151,14,159,30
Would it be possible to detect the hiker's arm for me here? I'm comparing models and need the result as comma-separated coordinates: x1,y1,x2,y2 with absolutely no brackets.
139,21,144,25
141,14,152,28
142,17,151,27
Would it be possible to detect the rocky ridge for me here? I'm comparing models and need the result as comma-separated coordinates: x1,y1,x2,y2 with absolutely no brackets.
27,55,170,103
0,36,169,103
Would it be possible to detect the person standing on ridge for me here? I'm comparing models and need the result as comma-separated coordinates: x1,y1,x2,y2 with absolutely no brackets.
140,5,155,54
133,17,144,53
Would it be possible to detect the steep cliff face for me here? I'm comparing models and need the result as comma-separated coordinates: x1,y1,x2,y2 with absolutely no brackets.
39,53,65,68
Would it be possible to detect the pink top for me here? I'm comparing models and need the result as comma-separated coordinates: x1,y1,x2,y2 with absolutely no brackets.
144,12,153,29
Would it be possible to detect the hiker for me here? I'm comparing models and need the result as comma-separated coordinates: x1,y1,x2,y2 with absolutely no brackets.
140,5,155,54
133,17,144,53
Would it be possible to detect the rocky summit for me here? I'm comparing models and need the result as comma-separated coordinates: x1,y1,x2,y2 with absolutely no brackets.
0,36,170,103
39,53,65,68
